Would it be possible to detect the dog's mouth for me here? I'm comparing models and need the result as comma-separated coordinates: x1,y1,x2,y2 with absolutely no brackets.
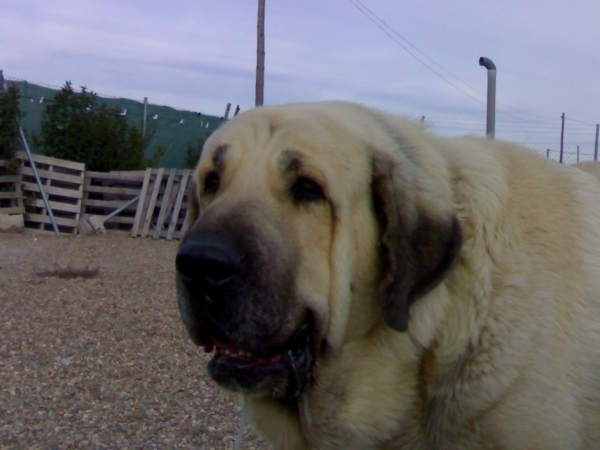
203,322,314,399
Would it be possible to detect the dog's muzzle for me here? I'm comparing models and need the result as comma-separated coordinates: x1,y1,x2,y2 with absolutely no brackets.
176,227,314,399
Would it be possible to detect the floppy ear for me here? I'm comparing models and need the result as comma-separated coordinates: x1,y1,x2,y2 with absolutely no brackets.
372,153,462,332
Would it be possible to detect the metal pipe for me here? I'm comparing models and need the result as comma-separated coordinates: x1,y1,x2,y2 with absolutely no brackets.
143,97,148,136
479,57,496,139
103,195,140,223
18,127,61,238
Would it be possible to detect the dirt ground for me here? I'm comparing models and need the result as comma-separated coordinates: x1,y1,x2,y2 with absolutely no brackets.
0,233,270,449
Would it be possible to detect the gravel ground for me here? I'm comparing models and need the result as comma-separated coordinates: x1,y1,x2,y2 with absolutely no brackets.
0,233,271,450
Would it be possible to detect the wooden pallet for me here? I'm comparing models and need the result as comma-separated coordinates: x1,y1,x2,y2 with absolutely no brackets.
17,151,85,235
1,152,191,239
130,168,191,240
81,170,146,230
0,160,24,215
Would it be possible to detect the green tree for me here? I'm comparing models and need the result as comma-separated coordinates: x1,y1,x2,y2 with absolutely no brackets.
0,85,23,173
185,138,206,169
37,82,150,171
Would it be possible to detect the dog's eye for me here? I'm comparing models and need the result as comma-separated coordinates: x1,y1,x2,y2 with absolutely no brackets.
204,172,220,195
291,177,325,203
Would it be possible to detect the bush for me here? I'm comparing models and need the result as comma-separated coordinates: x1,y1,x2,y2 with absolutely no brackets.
36,82,151,172
0,85,23,173
185,138,205,169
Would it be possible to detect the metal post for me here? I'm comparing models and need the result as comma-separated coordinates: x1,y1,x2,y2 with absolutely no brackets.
19,127,61,237
143,97,148,136
223,103,231,121
577,145,580,163
255,0,266,107
559,113,565,163
594,124,599,161
479,57,496,139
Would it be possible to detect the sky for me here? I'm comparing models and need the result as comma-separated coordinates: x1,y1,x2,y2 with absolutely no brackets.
2,0,600,156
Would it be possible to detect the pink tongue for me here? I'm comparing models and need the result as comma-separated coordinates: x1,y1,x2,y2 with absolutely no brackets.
209,336,242,353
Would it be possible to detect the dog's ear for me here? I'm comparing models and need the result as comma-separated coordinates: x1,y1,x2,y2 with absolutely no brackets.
372,153,462,332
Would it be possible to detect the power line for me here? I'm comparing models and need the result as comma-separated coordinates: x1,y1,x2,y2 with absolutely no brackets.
566,116,597,126
345,0,576,124
346,0,487,108
348,0,484,96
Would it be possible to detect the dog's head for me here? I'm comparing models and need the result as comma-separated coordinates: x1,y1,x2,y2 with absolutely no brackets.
176,101,461,399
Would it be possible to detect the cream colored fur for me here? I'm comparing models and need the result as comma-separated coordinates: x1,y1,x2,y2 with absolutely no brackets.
193,101,600,449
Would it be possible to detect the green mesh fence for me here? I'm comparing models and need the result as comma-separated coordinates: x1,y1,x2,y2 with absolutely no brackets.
9,80,225,169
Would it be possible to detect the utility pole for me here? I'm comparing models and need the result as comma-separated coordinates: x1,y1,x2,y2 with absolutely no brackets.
223,103,232,121
559,113,565,163
255,0,266,107
594,124,599,161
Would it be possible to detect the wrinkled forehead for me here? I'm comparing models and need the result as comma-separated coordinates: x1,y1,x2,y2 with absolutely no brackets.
199,107,360,176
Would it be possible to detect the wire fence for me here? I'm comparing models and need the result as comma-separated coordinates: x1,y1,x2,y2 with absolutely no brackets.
6,76,599,167
524,143,599,165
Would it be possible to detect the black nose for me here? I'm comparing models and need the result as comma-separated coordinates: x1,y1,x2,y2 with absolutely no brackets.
176,231,243,291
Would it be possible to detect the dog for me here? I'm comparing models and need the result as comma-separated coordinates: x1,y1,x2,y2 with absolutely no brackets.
176,101,600,449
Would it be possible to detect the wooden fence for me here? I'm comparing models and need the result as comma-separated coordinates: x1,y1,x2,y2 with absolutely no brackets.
19,152,85,235
82,170,147,232
0,160,24,215
129,168,192,240
0,152,192,239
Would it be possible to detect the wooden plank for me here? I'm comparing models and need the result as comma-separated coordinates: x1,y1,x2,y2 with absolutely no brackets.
130,168,153,237
108,170,147,177
179,199,192,237
82,199,139,209
26,213,78,228
72,168,85,235
81,175,92,215
32,199,81,214
83,185,142,196
153,169,177,239
140,168,164,238
22,182,84,200
166,170,190,240
20,167,84,186
86,170,147,182
36,163,53,230
0,191,22,200
0,175,22,183
0,206,25,214
16,151,85,171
